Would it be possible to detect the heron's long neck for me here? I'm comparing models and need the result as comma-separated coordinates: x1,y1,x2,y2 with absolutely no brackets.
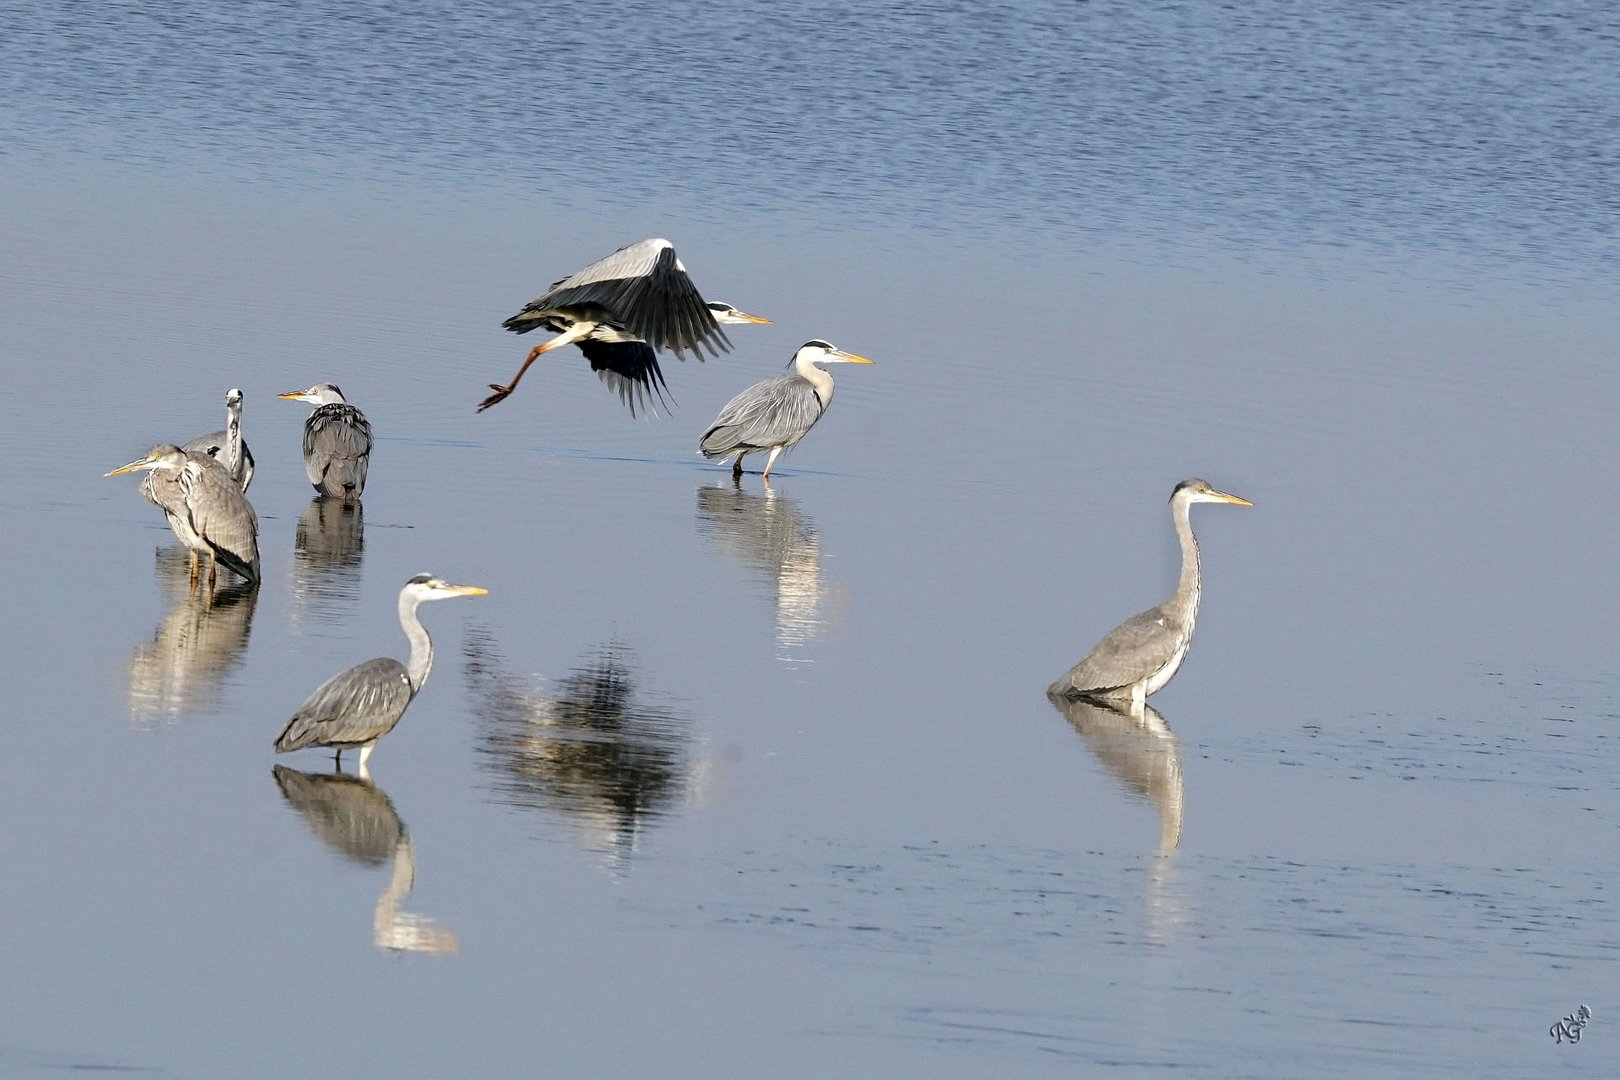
399,593,433,692
1169,498,1202,627
795,356,835,410
224,400,243,476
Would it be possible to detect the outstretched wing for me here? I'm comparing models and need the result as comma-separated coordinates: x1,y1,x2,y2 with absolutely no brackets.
275,658,413,752
519,239,730,360
577,339,672,417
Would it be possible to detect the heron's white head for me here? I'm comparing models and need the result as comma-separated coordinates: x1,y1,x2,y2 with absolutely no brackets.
793,340,875,368
225,387,244,408
403,573,490,603
278,383,348,406
105,444,189,477
1171,478,1252,508
706,301,773,326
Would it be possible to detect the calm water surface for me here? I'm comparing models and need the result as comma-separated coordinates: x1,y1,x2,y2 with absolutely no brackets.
1,2,1617,1076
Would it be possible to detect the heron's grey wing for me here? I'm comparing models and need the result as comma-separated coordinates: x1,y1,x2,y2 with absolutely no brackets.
1049,605,1184,698
700,375,824,457
305,405,373,496
542,242,730,360
184,460,260,582
577,339,670,416
275,657,414,752
181,430,254,491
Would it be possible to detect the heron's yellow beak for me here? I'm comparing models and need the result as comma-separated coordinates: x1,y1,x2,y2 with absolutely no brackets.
1215,490,1253,507
447,585,489,597
105,456,155,477
735,312,773,325
277,391,306,400
836,350,875,365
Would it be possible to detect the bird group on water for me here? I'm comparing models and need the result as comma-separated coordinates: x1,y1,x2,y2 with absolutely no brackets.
106,237,1248,773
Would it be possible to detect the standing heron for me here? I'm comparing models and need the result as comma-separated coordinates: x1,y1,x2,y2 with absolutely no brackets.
479,238,769,414
107,444,261,587
699,339,875,479
181,386,255,491
274,574,487,770
1048,479,1251,706
279,383,373,502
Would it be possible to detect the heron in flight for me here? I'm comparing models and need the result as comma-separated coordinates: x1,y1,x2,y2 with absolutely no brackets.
107,444,262,587
1048,479,1251,706
274,574,487,771
479,238,769,415
699,340,874,479
279,383,373,502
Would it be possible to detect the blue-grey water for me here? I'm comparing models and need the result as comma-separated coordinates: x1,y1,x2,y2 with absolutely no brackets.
2,2,1617,1076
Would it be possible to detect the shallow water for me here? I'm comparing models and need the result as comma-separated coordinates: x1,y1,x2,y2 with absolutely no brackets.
2,2,1618,1076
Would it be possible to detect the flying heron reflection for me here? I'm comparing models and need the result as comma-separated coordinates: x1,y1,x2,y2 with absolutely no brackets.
479,238,770,415
1048,479,1251,706
699,340,874,479
107,444,261,587
274,574,487,771
278,383,373,502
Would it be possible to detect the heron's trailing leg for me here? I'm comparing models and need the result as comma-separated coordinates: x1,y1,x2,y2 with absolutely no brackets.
479,325,590,412
731,451,748,478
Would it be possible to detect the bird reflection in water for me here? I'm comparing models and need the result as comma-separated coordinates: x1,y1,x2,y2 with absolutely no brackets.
127,546,259,728
462,631,695,867
694,481,841,659
272,765,458,956
290,496,365,627
1048,694,1184,854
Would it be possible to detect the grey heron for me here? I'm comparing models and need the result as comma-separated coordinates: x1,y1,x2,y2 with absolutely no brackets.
1048,479,1250,706
107,444,262,587
278,383,373,502
479,238,770,415
139,387,254,535
699,339,874,479
274,574,487,770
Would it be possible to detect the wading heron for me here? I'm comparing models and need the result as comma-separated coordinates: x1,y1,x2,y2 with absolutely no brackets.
274,574,487,770
1048,479,1251,706
699,340,874,479
141,387,254,533
107,444,261,587
479,238,769,414
279,383,373,501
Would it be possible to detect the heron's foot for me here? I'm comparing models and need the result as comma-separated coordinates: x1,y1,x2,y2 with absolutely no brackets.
477,384,514,412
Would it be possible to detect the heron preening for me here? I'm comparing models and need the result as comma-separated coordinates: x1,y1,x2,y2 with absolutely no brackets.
274,574,487,771
699,339,874,479
479,238,770,415
1047,479,1251,706
279,383,373,502
107,444,262,587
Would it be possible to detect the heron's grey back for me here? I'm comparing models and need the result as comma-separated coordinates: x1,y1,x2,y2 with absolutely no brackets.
700,373,825,457
304,403,373,498
275,657,414,752
182,456,260,582
1048,604,1185,699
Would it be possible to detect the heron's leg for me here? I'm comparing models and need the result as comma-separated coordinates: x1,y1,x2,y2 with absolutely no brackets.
358,743,374,770
188,549,200,584
731,451,748,478
207,551,218,588
762,447,784,479
478,325,590,412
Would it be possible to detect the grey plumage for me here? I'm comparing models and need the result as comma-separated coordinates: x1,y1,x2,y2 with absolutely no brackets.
700,339,874,479
274,574,487,770
279,383,373,501
1048,479,1251,706
108,443,261,587
142,386,254,524
480,238,770,413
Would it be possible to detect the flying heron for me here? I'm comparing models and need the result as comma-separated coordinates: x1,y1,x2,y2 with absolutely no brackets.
107,444,262,587
274,574,487,770
699,339,874,479
478,238,770,415
278,383,373,502
1048,479,1251,706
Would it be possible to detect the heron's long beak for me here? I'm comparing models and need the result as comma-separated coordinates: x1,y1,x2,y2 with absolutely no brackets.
732,311,773,325
105,455,158,477
277,391,309,401
445,584,489,597
1214,490,1253,507
833,350,875,365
